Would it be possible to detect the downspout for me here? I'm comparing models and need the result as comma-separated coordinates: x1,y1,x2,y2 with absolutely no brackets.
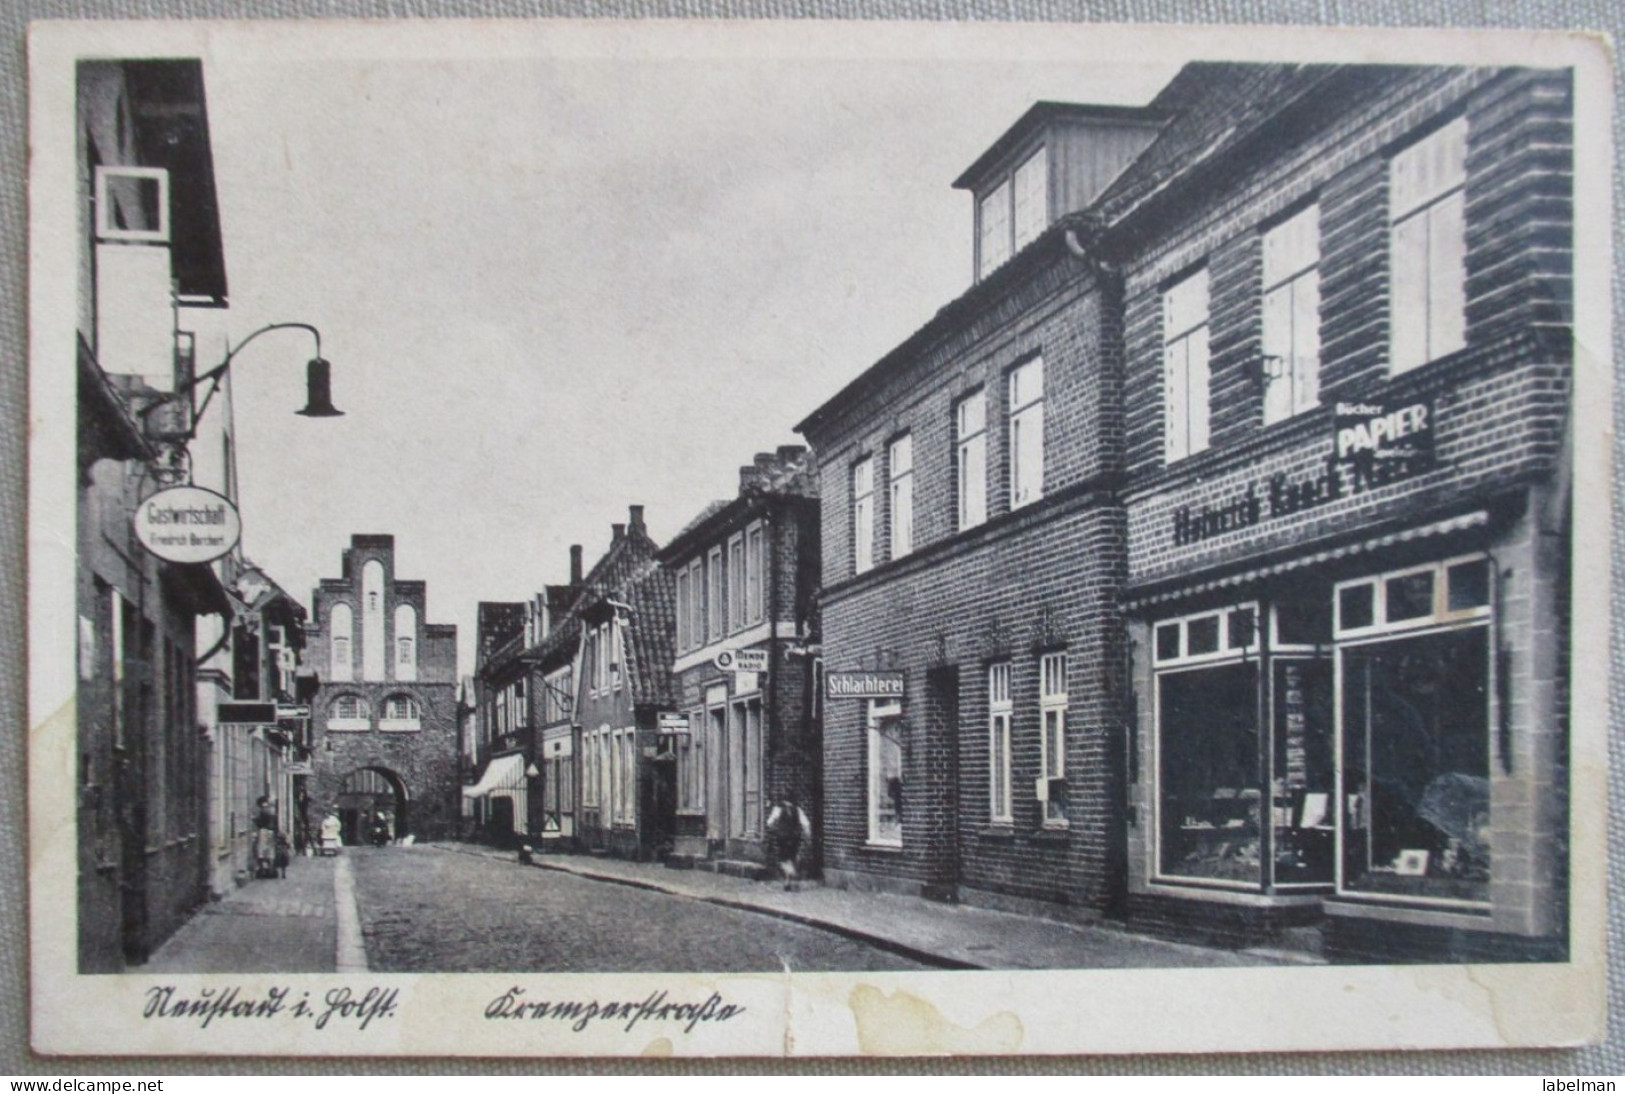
767,504,780,840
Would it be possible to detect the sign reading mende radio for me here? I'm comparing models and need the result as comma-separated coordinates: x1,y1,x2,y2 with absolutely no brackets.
133,485,242,564
1170,398,1435,548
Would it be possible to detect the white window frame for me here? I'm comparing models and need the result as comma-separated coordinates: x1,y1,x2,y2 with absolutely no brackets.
1152,602,1262,668
95,166,170,243
675,565,691,652
1009,356,1045,508
1389,117,1469,375
867,697,904,848
1333,554,1493,640
330,604,353,683
852,457,875,575
956,390,988,531
888,433,914,560
1039,652,1069,827
610,619,624,693
988,662,1013,824
976,146,1048,281
707,548,724,643
746,522,765,625
728,532,746,632
379,694,422,731
1261,205,1322,425
1163,268,1212,463
328,694,370,731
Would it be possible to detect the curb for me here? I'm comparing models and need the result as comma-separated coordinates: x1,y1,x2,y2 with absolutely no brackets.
436,842,980,971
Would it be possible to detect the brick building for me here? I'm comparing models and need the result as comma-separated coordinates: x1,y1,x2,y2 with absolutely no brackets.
656,446,822,877
307,535,460,843
795,105,1161,913
572,507,677,860
1098,65,1571,960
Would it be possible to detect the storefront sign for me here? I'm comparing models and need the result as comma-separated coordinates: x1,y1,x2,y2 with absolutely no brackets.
286,762,314,776
657,712,691,736
714,648,770,674
826,670,905,700
276,704,311,720
1170,400,1436,547
133,485,242,564
217,701,276,725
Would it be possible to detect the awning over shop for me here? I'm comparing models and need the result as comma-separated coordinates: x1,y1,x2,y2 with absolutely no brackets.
462,752,527,799
1124,510,1491,610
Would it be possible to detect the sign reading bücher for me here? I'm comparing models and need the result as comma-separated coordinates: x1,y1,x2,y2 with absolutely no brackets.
825,670,905,700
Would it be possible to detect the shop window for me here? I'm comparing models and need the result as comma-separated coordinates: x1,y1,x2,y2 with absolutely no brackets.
1157,661,1261,885
678,707,705,813
1390,117,1468,374
852,458,875,575
1152,603,1258,665
1261,204,1322,425
1337,556,1493,905
1270,658,1335,886
987,662,1012,824
889,434,914,560
1039,652,1068,826
867,698,904,847
956,390,987,531
1163,268,1211,463
1009,357,1044,508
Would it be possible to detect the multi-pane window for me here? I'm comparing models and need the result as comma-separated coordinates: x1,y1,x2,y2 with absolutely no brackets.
988,662,1012,823
746,523,765,624
678,707,705,812
1390,117,1468,374
609,621,623,692
1262,205,1322,424
1164,269,1211,463
852,457,875,574
1009,357,1044,508
330,694,369,727
977,146,1048,281
1040,652,1068,825
956,390,987,530
706,548,724,642
889,434,914,560
978,180,1012,280
685,558,705,650
380,695,421,729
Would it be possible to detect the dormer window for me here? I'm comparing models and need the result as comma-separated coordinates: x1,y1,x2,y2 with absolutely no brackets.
977,146,1049,281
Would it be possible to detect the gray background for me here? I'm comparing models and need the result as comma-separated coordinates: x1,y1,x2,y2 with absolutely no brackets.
2,0,1618,1075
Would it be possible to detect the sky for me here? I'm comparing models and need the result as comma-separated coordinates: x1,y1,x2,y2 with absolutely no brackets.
194,33,1179,678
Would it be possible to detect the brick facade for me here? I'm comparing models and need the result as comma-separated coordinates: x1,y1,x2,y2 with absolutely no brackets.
800,230,1129,915
1108,66,1572,957
308,535,461,843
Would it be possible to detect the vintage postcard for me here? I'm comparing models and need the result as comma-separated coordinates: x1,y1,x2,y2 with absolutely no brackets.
27,19,1612,1056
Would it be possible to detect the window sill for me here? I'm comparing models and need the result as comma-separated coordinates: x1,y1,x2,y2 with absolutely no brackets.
327,719,369,731
862,840,904,853
379,719,421,732
978,824,1016,840
1030,826,1070,845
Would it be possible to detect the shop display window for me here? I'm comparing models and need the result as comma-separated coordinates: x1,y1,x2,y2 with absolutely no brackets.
1270,658,1335,886
1336,556,1493,905
1157,661,1261,884
868,698,904,847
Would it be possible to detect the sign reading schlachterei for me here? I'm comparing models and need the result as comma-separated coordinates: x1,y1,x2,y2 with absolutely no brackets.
1171,399,1436,546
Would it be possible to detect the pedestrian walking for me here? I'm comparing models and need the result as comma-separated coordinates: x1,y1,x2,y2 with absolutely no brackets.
765,798,812,891
252,795,278,879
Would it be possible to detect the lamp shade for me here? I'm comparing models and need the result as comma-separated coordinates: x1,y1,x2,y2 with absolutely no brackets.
296,357,344,418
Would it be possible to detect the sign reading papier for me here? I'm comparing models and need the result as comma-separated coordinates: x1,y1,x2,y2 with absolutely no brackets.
133,484,242,564
825,670,906,700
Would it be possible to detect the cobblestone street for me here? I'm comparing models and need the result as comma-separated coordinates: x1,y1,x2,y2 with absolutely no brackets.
348,845,927,974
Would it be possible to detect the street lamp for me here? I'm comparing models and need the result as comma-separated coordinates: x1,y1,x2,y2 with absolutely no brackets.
140,322,343,485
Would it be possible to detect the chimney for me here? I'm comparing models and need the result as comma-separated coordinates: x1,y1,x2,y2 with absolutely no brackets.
612,523,626,541
570,545,583,584
629,505,645,534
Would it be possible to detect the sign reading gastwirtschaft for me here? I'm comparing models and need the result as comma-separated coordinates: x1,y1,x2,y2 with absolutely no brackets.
133,485,242,564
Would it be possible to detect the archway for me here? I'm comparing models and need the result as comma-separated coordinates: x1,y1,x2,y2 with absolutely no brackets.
336,766,410,845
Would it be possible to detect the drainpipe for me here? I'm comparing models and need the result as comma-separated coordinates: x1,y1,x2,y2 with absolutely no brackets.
767,504,780,836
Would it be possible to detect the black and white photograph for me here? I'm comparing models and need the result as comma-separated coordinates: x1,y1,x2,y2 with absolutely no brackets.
25,18,1611,1057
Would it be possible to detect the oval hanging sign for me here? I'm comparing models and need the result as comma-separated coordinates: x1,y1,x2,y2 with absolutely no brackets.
133,485,242,564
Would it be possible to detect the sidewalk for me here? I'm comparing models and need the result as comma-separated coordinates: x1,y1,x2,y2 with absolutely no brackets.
145,853,340,973
442,842,1319,969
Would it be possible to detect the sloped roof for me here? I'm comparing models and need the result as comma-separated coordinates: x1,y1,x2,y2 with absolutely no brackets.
1090,63,1343,235
621,562,676,709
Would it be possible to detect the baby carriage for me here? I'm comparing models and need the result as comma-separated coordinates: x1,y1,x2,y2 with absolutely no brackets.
317,812,343,856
